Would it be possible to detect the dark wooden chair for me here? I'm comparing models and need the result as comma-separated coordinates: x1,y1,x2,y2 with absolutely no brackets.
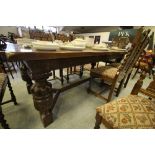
132,51,154,79
0,39,17,79
87,27,151,102
0,58,17,129
3,60,17,79
94,72,155,129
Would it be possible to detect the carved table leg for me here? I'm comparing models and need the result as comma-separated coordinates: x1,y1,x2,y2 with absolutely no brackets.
20,63,33,94
7,77,17,105
31,78,53,127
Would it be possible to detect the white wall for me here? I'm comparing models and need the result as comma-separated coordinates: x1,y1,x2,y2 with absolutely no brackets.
0,26,18,36
76,27,155,45
76,32,110,44
75,27,121,43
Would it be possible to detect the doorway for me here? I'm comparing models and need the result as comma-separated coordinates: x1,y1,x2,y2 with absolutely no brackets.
94,36,101,44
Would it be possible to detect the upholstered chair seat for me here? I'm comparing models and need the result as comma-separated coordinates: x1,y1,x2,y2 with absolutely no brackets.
90,66,118,83
96,95,155,129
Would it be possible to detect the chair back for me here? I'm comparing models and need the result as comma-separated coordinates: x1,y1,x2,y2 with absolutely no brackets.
117,27,151,81
127,30,152,70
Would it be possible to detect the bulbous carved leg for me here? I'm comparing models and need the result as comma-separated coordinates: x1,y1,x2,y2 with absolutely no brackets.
20,63,33,94
0,106,10,129
94,112,102,129
31,79,53,127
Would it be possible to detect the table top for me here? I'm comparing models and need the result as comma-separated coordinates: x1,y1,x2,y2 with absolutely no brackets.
0,43,127,61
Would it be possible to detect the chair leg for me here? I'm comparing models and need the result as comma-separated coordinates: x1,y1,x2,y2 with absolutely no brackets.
53,70,56,79
15,61,20,68
87,76,93,93
0,107,10,129
70,67,73,74
7,77,17,105
79,65,84,79
88,76,116,102
11,61,17,73
5,62,14,79
96,62,99,68
88,75,119,102
91,63,96,69
149,69,152,79
94,112,102,129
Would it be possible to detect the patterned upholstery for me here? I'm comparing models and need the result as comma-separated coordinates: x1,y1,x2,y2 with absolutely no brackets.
96,95,155,128
0,73,7,93
90,66,118,83
135,61,149,70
